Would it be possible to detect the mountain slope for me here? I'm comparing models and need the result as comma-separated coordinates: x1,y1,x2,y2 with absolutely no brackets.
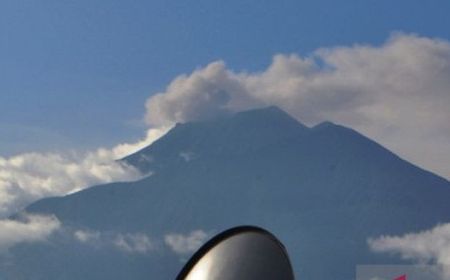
5,106,450,280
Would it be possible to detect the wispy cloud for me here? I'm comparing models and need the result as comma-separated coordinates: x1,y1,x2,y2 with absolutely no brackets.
145,33,450,179
74,229,101,243
164,230,209,255
73,228,209,255
113,233,154,254
73,229,155,254
0,214,60,252
369,223,450,279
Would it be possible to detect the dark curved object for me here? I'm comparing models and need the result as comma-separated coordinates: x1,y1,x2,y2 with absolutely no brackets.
176,225,295,280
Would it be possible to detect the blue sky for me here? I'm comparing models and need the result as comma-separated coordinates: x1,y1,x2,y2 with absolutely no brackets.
2,0,450,155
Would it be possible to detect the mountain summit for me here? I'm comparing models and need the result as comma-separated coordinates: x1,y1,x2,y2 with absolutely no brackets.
124,106,308,173
5,107,450,280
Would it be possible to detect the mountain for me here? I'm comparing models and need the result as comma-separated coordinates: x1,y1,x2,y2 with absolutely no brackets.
124,106,308,174
3,106,450,279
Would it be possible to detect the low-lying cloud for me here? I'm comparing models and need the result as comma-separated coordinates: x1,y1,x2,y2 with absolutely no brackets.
369,223,450,279
73,229,155,254
145,33,450,179
0,110,172,218
164,230,209,255
0,214,60,252
0,149,142,218
73,229,209,255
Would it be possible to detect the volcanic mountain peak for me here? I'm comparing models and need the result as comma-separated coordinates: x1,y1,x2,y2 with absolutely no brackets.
124,106,309,172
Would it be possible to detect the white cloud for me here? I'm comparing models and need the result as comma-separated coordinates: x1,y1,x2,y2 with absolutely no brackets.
73,229,208,255
164,230,209,255
144,33,450,179
145,61,260,127
112,127,172,159
0,149,141,218
0,214,60,251
0,112,174,219
73,229,155,254
369,223,450,279
74,229,101,243
113,233,154,254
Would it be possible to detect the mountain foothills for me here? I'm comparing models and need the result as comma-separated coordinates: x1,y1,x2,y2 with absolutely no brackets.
3,107,450,279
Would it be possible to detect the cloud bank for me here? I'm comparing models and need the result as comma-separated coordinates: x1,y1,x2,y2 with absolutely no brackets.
145,33,450,179
0,112,171,219
0,149,141,218
0,214,60,251
369,223,450,279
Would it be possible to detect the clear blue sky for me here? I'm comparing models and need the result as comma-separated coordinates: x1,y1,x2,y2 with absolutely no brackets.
1,0,450,155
